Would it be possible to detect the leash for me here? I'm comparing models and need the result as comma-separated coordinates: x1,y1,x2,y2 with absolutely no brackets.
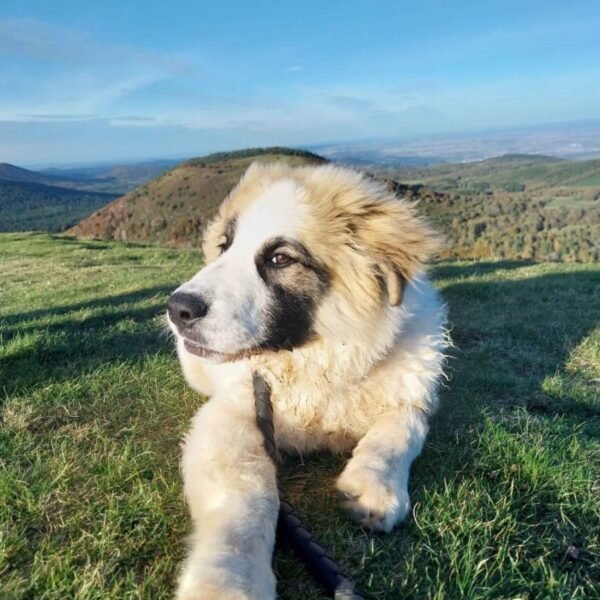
253,373,366,600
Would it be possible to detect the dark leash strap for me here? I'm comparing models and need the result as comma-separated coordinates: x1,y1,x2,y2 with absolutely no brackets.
253,373,366,600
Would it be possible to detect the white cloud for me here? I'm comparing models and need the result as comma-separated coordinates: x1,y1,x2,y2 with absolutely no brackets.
0,18,192,122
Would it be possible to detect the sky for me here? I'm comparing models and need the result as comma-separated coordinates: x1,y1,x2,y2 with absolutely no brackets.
1,1,599,165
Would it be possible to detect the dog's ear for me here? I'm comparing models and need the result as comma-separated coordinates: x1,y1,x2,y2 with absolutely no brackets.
358,199,443,306
378,260,406,306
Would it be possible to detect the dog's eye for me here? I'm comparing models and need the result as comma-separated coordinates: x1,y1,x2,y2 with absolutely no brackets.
270,253,294,267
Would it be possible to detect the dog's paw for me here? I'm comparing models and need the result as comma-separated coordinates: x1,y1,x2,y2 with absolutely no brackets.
176,559,276,600
336,465,411,532
176,582,248,600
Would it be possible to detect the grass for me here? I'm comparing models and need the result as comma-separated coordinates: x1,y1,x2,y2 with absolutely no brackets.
1,233,598,599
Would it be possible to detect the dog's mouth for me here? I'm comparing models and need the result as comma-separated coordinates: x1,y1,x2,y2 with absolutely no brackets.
182,339,225,359
183,338,264,363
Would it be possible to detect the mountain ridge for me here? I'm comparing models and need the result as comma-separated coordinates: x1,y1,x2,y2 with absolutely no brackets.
0,162,83,187
68,147,599,261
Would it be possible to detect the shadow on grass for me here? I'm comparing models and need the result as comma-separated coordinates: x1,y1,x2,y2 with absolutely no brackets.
48,233,160,250
430,267,599,434
276,267,600,596
431,258,537,280
4,266,597,449
0,284,178,396
1,285,177,327
46,234,113,250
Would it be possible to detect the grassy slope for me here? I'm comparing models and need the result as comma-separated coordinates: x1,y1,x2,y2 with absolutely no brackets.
1,233,598,599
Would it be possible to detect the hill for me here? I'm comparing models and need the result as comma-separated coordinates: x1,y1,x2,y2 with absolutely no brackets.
68,148,327,245
0,180,116,233
375,155,600,262
0,162,82,188
1,232,598,598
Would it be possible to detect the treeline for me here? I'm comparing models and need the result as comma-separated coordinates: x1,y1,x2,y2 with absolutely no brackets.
417,187,599,262
185,146,326,167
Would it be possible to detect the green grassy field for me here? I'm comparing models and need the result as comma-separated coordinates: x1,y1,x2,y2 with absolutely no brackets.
1,233,598,599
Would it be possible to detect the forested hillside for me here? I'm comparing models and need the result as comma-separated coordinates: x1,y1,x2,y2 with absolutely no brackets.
0,181,116,233
376,155,600,262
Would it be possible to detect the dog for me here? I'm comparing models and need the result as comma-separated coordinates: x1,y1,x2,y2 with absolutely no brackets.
167,162,448,599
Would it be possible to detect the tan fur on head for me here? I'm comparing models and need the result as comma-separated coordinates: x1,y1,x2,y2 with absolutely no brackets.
351,190,444,305
203,162,443,307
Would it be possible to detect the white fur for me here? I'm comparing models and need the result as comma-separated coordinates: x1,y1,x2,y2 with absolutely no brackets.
175,180,310,355
234,178,310,245
170,165,448,599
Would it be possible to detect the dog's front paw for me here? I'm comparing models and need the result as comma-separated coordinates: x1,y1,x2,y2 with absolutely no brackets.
177,582,248,600
176,556,276,600
336,465,411,532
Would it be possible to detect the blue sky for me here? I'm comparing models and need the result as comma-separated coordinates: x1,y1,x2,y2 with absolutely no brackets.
1,1,599,164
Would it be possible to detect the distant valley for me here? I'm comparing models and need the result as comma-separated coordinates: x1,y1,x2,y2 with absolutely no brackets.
0,180,115,233
38,160,180,194
0,159,178,233
313,121,600,165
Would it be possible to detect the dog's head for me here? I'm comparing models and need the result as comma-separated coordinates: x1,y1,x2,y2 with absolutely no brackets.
167,162,441,362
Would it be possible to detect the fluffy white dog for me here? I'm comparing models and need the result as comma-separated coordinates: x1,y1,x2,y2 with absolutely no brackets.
167,162,448,599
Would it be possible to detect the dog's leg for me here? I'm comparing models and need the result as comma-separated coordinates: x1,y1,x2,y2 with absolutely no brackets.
177,385,279,600
336,407,428,533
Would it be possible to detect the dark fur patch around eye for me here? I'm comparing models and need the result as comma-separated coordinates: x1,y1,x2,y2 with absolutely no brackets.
263,286,316,350
255,237,329,286
253,237,330,351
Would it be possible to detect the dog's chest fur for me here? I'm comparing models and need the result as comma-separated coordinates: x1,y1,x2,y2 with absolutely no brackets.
252,340,402,454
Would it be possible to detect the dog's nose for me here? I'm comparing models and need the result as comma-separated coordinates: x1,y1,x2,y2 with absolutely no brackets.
167,291,209,329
